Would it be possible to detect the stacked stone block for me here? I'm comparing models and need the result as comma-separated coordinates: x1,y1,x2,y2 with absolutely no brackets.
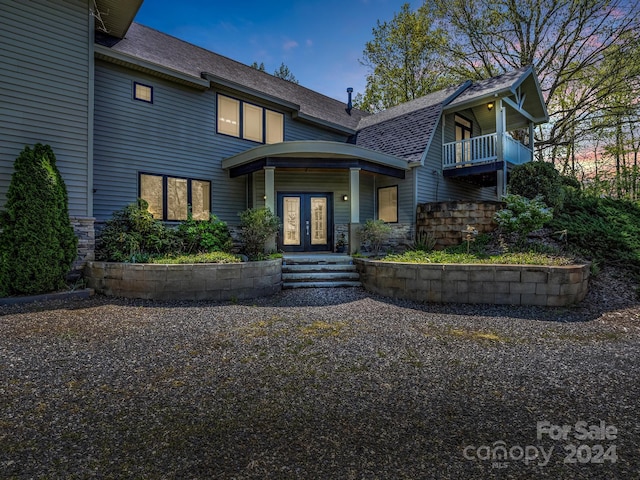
416,201,503,249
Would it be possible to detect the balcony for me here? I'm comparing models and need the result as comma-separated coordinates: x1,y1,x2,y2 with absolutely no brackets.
443,133,532,170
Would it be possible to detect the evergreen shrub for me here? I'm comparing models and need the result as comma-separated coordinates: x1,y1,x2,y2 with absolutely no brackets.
238,207,279,260
0,144,77,294
508,161,564,209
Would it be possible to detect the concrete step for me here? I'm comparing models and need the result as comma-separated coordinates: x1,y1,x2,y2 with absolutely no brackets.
283,272,360,282
281,254,360,289
283,281,362,289
282,264,356,273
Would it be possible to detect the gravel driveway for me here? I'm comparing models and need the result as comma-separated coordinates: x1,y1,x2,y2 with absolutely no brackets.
1,284,639,479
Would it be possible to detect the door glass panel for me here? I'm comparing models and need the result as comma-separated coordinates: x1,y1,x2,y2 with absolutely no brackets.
310,197,327,245
283,197,301,245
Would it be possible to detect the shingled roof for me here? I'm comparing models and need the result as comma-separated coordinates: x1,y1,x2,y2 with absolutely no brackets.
101,23,369,131
352,84,468,164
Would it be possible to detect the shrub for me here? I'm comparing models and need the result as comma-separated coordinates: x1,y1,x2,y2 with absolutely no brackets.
359,219,392,255
0,144,78,294
175,213,232,254
96,199,176,262
508,161,564,209
238,207,279,260
0,250,8,297
411,230,436,252
549,193,640,273
494,194,553,242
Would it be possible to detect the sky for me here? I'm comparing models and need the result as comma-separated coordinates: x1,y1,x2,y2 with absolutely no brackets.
134,0,420,102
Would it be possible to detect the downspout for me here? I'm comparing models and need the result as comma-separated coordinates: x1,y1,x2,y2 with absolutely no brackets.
87,3,95,217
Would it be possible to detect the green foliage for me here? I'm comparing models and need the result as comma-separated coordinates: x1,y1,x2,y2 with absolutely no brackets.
411,230,437,252
549,193,640,273
508,161,565,210
238,207,280,260
175,213,232,254
0,249,8,297
385,249,571,266
356,2,453,112
359,219,393,255
0,144,78,295
494,194,553,242
96,199,176,262
148,251,241,264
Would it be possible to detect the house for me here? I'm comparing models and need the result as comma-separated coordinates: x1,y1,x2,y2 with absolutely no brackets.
0,0,548,265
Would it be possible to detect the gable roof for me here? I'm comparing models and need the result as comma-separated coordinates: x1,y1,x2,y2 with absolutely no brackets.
353,83,468,164
99,23,369,132
445,65,548,122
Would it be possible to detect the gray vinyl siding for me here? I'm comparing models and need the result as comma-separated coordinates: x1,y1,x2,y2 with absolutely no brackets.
93,63,247,224
417,116,497,203
284,117,349,142
373,170,415,224
0,0,91,216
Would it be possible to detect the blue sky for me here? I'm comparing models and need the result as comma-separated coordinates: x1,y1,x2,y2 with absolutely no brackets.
134,0,419,102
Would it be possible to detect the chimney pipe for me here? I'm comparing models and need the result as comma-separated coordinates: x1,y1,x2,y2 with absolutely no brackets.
346,87,353,114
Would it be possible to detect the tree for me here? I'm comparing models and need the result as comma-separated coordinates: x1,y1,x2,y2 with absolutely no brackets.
355,3,453,112
0,144,77,294
273,62,299,84
433,0,640,173
250,61,265,72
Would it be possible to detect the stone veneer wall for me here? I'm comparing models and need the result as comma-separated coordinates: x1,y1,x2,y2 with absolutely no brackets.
416,201,503,249
85,258,282,301
69,216,95,280
355,259,590,306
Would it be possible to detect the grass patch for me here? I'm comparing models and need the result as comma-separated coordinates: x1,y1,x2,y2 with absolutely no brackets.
385,249,572,266
299,320,347,338
448,328,508,342
147,251,241,264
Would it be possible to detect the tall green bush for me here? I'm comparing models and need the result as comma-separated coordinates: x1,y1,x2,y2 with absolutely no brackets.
95,199,175,262
238,207,279,260
494,194,553,243
508,161,564,209
175,213,232,253
0,144,77,294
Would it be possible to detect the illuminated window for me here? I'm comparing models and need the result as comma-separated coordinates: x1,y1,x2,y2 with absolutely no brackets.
378,186,398,223
217,95,240,137
217,94,284,143
133,82,153,103
139,173,211,221
266,110,284,144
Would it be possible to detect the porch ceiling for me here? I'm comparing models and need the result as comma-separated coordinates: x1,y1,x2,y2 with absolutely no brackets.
94,0,143,39
222,141,410,179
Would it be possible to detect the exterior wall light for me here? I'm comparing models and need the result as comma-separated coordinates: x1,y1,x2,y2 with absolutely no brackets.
342,195,349,201
487,102,494,111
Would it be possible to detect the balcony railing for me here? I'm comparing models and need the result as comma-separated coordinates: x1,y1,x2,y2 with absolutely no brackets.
443,133,532,169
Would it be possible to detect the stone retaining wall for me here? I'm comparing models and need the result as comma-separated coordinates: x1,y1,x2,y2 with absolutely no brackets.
85,259,282,301
416,201,503,249
355,259,589,306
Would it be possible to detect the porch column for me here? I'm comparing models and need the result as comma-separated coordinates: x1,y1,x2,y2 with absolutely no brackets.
263,166,276,252
264,166,275,212
349,168,360,254
529,122,535,159
495,98,507,198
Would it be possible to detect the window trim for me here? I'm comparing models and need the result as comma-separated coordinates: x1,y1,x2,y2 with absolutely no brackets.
133,81,154,104
138,172,211,221
377,185,398,223
216,93,284,144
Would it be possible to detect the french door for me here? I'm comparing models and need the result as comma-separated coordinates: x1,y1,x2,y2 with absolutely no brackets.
278,193,333,252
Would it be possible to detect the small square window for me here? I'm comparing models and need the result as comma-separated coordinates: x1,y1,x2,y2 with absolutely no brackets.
134,82,153,103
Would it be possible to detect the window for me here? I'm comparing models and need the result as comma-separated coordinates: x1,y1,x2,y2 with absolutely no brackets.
455,114,472,164
217,94,284,144
378,186,398,223
139,173,211,221
218,95,240,137
266,110,284,144
133,82,153,103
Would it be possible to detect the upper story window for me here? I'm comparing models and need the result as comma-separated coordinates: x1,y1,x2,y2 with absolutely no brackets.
217,94,284,144
133,82,153,103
